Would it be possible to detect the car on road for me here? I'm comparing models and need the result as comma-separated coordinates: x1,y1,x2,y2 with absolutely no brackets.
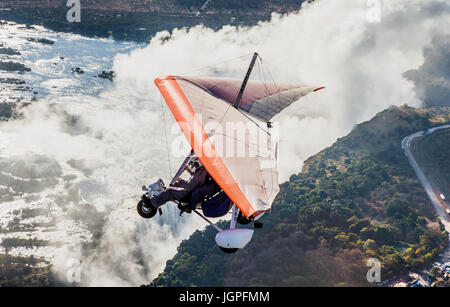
441,194,446,200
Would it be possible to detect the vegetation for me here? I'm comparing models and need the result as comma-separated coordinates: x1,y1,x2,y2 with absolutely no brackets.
0,0,305,13
0,207,56,286
0,61,31,72
0,47,21,55
0,102,16,122
1,238,49,252
148,106,450,287
13,208,52,220
0,254,53,287
0,219,56,286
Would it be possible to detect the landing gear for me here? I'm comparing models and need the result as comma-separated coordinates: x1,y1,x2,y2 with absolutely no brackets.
137,195,157,219
177,203,192,216
253,221,263,229
219,247,239,254
237,211,252,225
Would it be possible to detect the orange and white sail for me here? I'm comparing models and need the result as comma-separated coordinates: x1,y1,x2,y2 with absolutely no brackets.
155,75,323,218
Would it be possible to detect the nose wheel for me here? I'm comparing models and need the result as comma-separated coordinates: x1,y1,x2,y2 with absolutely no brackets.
253,221,263,229
237,211,252,225
137,196,157,219
219,247,239,254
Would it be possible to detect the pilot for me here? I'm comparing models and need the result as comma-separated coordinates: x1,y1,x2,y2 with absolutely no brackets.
141,158,219,217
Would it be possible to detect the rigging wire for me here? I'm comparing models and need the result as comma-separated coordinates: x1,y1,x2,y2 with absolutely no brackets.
253,56,271,205
231,53,273,136
160,95,173,178
256,55,270,122
116,97,175,207
178,53,253,77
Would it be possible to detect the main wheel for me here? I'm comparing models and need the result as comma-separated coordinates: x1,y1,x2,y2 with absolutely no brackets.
237,211,252,225
137,197,157,219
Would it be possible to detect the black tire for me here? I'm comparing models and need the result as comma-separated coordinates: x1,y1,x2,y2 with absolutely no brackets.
237,211,252,225
219,247,239,254
253,221,263,229
137,198,157,219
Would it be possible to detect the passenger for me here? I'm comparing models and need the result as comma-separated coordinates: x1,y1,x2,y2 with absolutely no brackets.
140,159,219,217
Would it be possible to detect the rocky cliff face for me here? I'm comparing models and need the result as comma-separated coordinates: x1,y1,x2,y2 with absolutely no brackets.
0,0,306,15
0,1,307,42
147,106,450,287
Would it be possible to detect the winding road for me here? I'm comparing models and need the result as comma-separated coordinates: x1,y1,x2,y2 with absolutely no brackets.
402,125,450,259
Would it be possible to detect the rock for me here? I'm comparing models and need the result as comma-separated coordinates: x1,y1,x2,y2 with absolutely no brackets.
0,61,31,72
0,47,21,55
27,37,55,45
0,102,14,120
97,70,115,81
18,24,36,30
0,78,26,85
71,67,84,74
13,86,33,92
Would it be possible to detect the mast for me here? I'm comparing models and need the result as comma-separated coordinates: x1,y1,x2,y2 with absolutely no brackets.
233,52,259,108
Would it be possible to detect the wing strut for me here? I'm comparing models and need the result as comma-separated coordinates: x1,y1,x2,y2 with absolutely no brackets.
192,209,223,232
233,52,259,108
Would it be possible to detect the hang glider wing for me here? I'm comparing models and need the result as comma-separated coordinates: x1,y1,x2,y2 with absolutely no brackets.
155,75,323,218
177,76,324,122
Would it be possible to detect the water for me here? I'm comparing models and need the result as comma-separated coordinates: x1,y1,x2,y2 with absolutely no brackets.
0,20,205,286
0,22,137,98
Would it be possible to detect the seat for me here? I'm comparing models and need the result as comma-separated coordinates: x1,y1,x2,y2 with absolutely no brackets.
201,191,232,218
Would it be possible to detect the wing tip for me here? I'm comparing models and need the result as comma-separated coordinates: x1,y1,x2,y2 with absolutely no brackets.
155,75,177,85
313,86,326,92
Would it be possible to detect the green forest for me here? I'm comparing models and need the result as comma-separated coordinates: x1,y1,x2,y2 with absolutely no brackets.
148,106,450,287
0,254,53,287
